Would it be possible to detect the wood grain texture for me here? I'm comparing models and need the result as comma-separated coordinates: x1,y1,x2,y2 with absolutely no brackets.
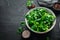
0,0,60,40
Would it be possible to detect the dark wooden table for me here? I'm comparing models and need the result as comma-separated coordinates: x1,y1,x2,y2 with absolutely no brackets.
0,0,60,40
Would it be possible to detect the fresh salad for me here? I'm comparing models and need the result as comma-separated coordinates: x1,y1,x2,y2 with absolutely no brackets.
26,8,56,32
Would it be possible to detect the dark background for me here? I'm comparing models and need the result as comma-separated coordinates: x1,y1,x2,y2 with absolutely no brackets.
0,0,60,40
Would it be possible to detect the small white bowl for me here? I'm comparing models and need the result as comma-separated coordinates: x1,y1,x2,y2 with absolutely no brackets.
25,7,56,34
